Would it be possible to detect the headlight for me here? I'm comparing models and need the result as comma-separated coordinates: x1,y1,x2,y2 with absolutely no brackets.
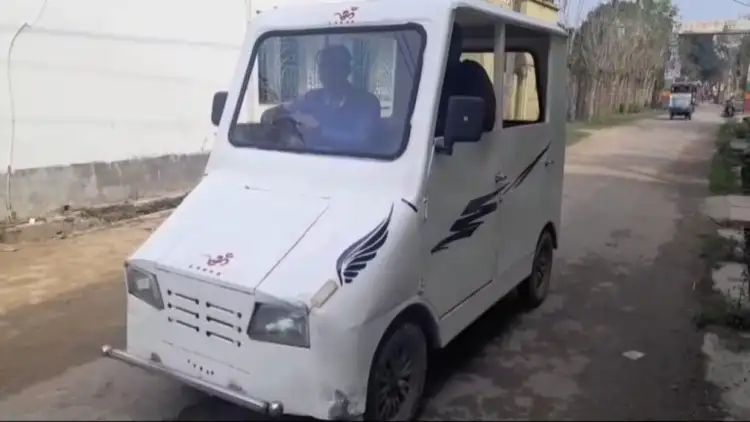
248,301,309,348
126,265,164,310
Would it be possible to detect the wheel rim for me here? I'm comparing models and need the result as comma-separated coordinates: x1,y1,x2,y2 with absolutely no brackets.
533,242,553,291
374,345,414,420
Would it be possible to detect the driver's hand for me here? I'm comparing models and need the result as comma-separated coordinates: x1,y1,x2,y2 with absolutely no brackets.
291,112,319,129
261,106,282,125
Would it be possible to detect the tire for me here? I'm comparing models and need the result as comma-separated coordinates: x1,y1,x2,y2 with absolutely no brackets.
518,232,554,309
669,114,674,120
365,323,428,421
687,114,692,120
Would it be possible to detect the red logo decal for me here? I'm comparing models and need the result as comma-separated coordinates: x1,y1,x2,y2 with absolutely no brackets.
334,7,358,24
206,252,234,267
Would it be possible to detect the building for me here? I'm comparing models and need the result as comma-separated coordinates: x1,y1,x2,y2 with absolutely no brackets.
0,0,253,220
0,0,558,221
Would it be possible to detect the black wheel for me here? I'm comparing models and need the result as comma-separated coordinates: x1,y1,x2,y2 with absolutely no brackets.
669,114,674,120
687,114,692,120
518,232,554,308
365,323,427,421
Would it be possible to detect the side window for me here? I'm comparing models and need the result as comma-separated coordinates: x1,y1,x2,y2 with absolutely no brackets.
435,24,498,136
503,51,543,125
461,52,495,84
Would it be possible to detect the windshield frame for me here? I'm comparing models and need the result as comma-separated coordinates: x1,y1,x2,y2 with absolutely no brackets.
228,23,428,161
671,84,692,94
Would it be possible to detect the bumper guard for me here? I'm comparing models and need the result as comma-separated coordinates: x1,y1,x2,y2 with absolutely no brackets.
101,345,284,417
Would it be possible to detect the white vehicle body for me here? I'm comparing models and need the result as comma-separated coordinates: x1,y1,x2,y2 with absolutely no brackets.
669,93,693,111
103,0,568,419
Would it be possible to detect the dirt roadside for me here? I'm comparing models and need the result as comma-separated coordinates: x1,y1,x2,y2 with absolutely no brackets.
0,215,164,396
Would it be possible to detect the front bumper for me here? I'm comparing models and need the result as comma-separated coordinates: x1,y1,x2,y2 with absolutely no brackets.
101,345,284,417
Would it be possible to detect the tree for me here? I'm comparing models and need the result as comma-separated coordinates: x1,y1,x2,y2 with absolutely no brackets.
679,35,725,82
568,0,677,121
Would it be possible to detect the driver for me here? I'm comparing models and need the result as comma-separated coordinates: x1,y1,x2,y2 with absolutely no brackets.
263,44,381,152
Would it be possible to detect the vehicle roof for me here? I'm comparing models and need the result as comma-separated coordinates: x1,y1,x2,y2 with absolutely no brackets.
450,0,567,37
253,0,568,38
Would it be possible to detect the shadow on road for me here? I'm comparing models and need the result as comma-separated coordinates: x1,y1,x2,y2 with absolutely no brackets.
424,292,525,399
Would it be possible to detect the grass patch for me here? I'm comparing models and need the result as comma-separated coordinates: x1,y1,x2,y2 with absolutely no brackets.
695,233,750,331
694,299,750,331
700,233,743,268
709,120,744,195
710,153,739,194
695,121,750,331
566,108,664,146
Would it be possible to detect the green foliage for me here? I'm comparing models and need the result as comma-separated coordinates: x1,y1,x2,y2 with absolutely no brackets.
569,0,676,121
710,121,742,195
679,35,725,83
735,122,749,140
701,233,741,267
710,154,739,195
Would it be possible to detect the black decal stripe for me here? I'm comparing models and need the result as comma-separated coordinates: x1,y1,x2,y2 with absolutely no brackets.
336,205,393,285
506,142,551,193
430,143,551,254
401,198,418,213
431,189,501,254
432,229,476,253
450,203,497,231
465,189,501,211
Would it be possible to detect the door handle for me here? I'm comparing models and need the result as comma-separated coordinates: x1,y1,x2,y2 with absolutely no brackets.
495,172,508,184
544,159,555,167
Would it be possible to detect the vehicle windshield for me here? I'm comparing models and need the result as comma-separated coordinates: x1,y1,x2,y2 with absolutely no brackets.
229,26,425,159
671,95,691,106
671,84,691,94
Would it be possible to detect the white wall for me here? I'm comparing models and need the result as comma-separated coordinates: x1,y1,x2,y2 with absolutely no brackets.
0,0,250,173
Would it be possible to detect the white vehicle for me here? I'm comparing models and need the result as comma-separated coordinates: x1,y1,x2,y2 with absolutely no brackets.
102,0,568,420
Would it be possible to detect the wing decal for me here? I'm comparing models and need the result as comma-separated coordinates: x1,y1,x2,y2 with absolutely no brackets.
336,206,393,285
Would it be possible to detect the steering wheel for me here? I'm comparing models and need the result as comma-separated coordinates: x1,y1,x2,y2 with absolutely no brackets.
272,114,306,148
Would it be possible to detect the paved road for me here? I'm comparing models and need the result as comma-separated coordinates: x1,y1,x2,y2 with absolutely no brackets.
0,107,727,419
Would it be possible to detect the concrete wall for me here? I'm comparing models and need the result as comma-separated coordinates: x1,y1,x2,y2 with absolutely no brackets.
518,0,558,24
680,19,750,35
0,0,252,219
0,0,553,220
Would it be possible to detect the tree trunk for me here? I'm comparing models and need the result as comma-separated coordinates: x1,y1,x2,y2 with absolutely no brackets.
586,75,598,122
617,75,628,113
626,75,635,110
607,73,618,114
567,72,578,121
579,76,589,121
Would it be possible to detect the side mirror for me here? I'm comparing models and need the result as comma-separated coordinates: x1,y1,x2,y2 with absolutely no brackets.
437,96,486,155
211,91,228,126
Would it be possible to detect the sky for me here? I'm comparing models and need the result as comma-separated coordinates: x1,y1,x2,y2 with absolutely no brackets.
562,0,750,26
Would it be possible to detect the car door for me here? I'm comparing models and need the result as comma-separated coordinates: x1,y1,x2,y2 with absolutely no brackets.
423,131,503,317
493,49,552,288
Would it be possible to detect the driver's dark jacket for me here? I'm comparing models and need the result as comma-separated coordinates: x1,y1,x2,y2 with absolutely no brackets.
287,86,381,152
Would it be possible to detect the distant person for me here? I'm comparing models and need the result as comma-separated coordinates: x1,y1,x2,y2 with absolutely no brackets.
725,98,736,117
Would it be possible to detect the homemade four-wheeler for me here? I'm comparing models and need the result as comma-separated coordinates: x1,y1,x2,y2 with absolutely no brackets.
102,0,568,419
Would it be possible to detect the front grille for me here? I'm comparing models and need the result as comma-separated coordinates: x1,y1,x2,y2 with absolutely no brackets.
166,288,246,347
